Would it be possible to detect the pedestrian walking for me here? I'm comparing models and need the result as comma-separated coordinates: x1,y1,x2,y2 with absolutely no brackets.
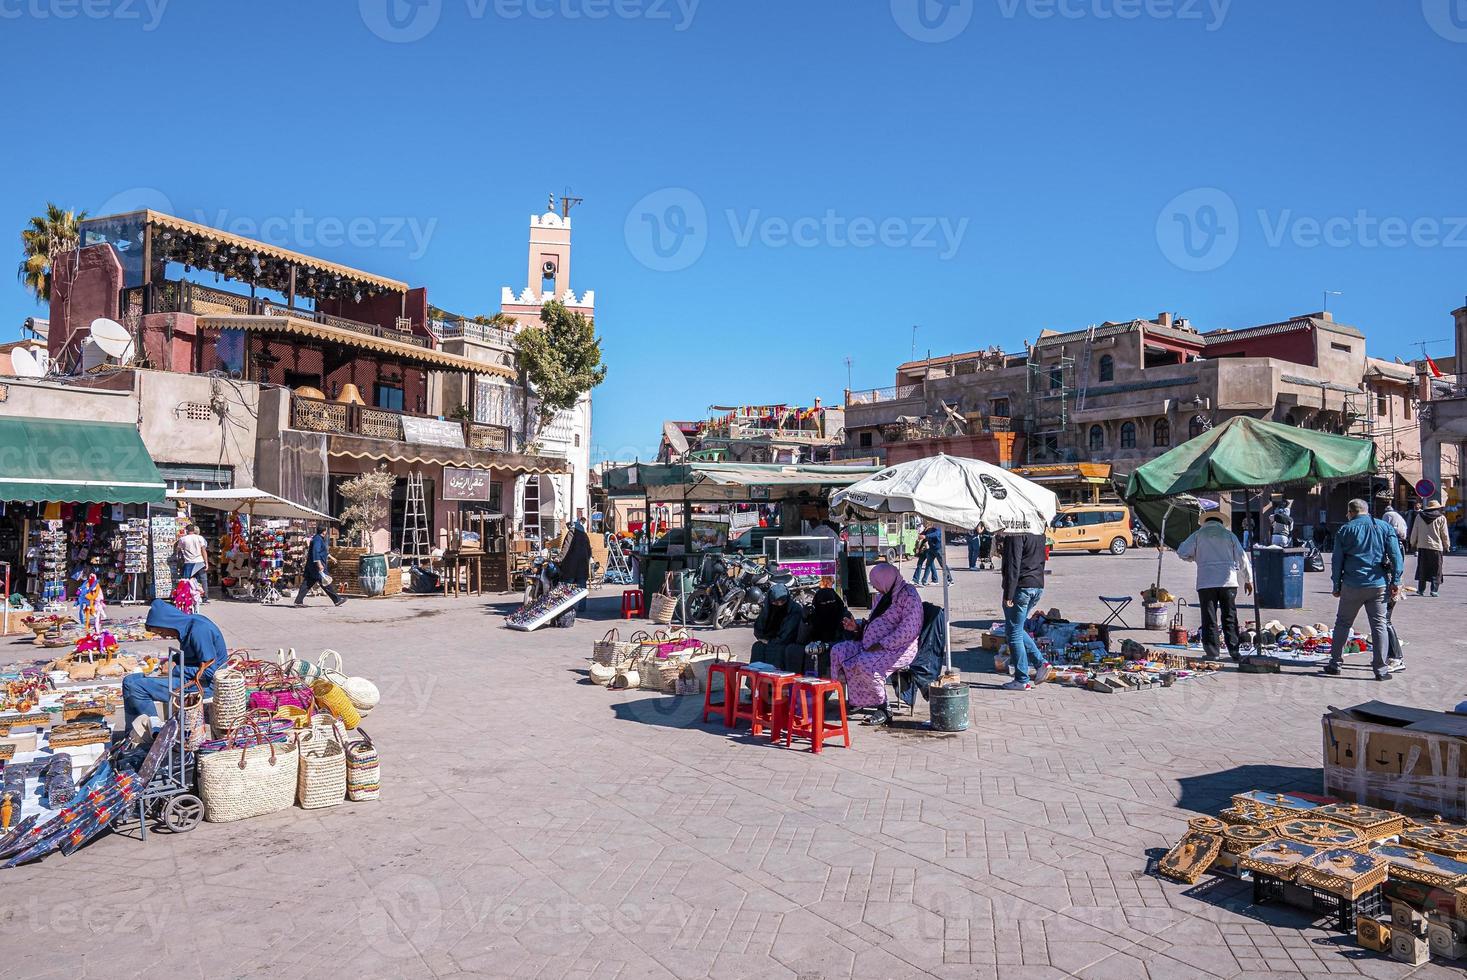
967,529,982,570
919,524,952,586
174,523,210,603
1323,499,1402,681
998,529,1053,691
1175,514,1253,661
912,529,932,585
294,524,347,608
1408,497,1450,597
1382,503,1408,549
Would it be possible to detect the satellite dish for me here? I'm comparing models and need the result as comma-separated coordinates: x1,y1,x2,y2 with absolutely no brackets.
89,317,133,358
9,346,44,379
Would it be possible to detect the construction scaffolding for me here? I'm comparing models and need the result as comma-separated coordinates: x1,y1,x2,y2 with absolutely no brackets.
1026,353,1076,463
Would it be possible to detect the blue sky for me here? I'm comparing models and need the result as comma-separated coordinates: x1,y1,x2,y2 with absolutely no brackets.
2,1,1465,462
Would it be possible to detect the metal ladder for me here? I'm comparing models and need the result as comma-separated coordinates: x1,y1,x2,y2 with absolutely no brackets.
401,472,431,562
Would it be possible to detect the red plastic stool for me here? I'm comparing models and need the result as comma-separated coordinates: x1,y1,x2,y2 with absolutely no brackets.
701,661,742,727
730,667,767,731
746,671,798,739
782,677,851,754
620,589,645,619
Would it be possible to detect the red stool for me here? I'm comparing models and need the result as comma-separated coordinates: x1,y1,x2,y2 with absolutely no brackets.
746,671,798,739
782,677,851,754
620,589,645,619
701,661,742,726
730,667,767,731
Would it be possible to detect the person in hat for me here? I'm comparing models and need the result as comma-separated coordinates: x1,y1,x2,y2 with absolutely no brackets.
1324,499,1401,681
122,599,227,734
1408,497,1450,598
1176,514,1253,661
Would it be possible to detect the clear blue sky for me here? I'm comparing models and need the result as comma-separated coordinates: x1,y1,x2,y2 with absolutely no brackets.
3,1,1465,462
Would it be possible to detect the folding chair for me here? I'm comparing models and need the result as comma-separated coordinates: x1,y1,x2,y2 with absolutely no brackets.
1098,595,1133,629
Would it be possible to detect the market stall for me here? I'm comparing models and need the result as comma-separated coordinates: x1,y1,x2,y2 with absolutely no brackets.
1124,416,1379,656
166,489,334,603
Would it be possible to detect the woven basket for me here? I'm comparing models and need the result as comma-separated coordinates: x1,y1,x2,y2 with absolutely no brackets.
649,592,677,626
211,669,249,736
321,667,378,718
589,662,618,686
198,722,300,823
593,629,645,668
296,726,346,810
345,729,379,802
311,678,362,729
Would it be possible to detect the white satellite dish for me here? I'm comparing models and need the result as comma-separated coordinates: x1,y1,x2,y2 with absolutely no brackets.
8,346,45,379
89,317,133,359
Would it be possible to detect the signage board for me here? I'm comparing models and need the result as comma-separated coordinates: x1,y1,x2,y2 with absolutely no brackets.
443,467,493,502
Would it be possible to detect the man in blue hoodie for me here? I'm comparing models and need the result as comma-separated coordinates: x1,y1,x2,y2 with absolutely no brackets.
122,600,228,731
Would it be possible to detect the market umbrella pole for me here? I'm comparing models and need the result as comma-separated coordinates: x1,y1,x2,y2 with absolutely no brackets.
940,527,952,673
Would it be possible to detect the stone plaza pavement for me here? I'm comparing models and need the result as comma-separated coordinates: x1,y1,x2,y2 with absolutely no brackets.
1,551,1465,979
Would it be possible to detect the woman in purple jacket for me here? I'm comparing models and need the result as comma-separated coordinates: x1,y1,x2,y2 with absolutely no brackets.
830,562,924,727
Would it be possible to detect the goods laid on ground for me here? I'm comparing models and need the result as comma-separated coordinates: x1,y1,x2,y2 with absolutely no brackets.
985,614,1223,694
0,643,384,867
586,629,724,693
1155,786,1467,966
505,584,587,631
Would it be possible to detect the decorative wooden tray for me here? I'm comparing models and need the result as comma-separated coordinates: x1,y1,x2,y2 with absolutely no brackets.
1399,826,1467,861
1276,819,1367,852
1223,824,1278,855
1375,845,1467,889
1231,790,1320,814
1158,831,1222,885
1311,803,1406,841
1220,802,1289,827
1240,840,1318,880
1295,848,1389,899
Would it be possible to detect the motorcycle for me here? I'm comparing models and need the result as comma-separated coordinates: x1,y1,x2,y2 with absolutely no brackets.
521,556,560,607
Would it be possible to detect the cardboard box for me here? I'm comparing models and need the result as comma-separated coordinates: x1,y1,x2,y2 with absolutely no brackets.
1323,702,1467,821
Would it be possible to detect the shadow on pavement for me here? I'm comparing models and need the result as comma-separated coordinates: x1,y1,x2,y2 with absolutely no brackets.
1175,764,1324,815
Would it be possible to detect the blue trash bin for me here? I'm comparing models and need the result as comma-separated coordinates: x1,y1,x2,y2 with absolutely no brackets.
1253,547,1306,609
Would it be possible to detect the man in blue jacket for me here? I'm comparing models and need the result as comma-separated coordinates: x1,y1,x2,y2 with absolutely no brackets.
295,524,347,607
1324,499,1402,681
122,600,229,731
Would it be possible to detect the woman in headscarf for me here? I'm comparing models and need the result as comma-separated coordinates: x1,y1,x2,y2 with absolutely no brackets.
1408,497,1451,597
752,582,804,671
829,562,923,727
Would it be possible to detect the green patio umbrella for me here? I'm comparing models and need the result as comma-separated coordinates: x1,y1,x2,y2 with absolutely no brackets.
1124,416,1378,641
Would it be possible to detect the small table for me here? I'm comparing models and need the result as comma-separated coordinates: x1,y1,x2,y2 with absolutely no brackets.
442,551,485,597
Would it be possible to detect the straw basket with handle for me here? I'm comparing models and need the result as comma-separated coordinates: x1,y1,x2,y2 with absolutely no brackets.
198,718,300,823
648,590,677,626
171,673,209,752
311,677,362,729
320,666,378,720
345,729,379,802
593,629,646,668
296,722,347,810
210,667,249,736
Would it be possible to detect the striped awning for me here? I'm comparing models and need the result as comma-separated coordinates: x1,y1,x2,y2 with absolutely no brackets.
200,315,516,378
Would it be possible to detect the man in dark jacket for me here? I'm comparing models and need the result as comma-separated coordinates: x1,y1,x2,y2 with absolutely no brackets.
123,600,229,732
558,521,593,612
295,525,346,607
998,529,1052,690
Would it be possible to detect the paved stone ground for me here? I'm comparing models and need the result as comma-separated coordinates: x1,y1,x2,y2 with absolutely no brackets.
1,551,1465,979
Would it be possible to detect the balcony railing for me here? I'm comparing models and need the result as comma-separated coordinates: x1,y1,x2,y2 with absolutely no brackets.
846,383,920,406
431,318,517,348
132,281,429,349
290,395,509,452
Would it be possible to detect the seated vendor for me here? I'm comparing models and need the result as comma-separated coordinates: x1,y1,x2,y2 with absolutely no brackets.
122,599,227,736
830,562,923,728
752,583,804,673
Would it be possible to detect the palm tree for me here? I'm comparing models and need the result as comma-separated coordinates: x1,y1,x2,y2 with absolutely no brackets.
18,203,87,303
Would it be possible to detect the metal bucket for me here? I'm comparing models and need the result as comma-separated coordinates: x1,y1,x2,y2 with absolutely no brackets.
358,554,388,597
1144,602,1168,630
928,683,970,733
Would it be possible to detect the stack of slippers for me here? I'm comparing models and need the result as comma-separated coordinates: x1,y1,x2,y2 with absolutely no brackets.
43,755,74,809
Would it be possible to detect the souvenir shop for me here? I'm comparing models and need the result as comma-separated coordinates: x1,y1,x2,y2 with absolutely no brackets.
165,489,336,604
0,419,170,613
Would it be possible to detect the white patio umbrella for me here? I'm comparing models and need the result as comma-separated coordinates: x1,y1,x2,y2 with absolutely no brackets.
830,454,1060,671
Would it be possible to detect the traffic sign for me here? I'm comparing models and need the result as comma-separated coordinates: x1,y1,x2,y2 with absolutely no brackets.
1415,479,1436,499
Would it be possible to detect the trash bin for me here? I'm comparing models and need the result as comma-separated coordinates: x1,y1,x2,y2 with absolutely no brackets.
1252,547,1306,609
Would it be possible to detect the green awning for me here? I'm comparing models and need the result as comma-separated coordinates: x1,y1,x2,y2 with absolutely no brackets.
0,418,167,504
1124,415,1377,502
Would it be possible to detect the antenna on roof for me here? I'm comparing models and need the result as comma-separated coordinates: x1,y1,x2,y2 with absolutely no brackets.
558,189,584,219
1323,290,1343,313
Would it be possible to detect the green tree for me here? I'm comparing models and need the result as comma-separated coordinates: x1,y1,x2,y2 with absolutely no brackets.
18,202,87,303
514,301,607,439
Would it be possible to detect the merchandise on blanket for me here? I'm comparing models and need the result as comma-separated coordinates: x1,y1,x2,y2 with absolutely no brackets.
197,719,300,823
46,722,113,749
504,584,589,632
345,728,379,802
296,722,347,810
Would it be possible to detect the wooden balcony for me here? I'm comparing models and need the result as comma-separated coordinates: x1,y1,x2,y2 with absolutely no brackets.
291,395,508,452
